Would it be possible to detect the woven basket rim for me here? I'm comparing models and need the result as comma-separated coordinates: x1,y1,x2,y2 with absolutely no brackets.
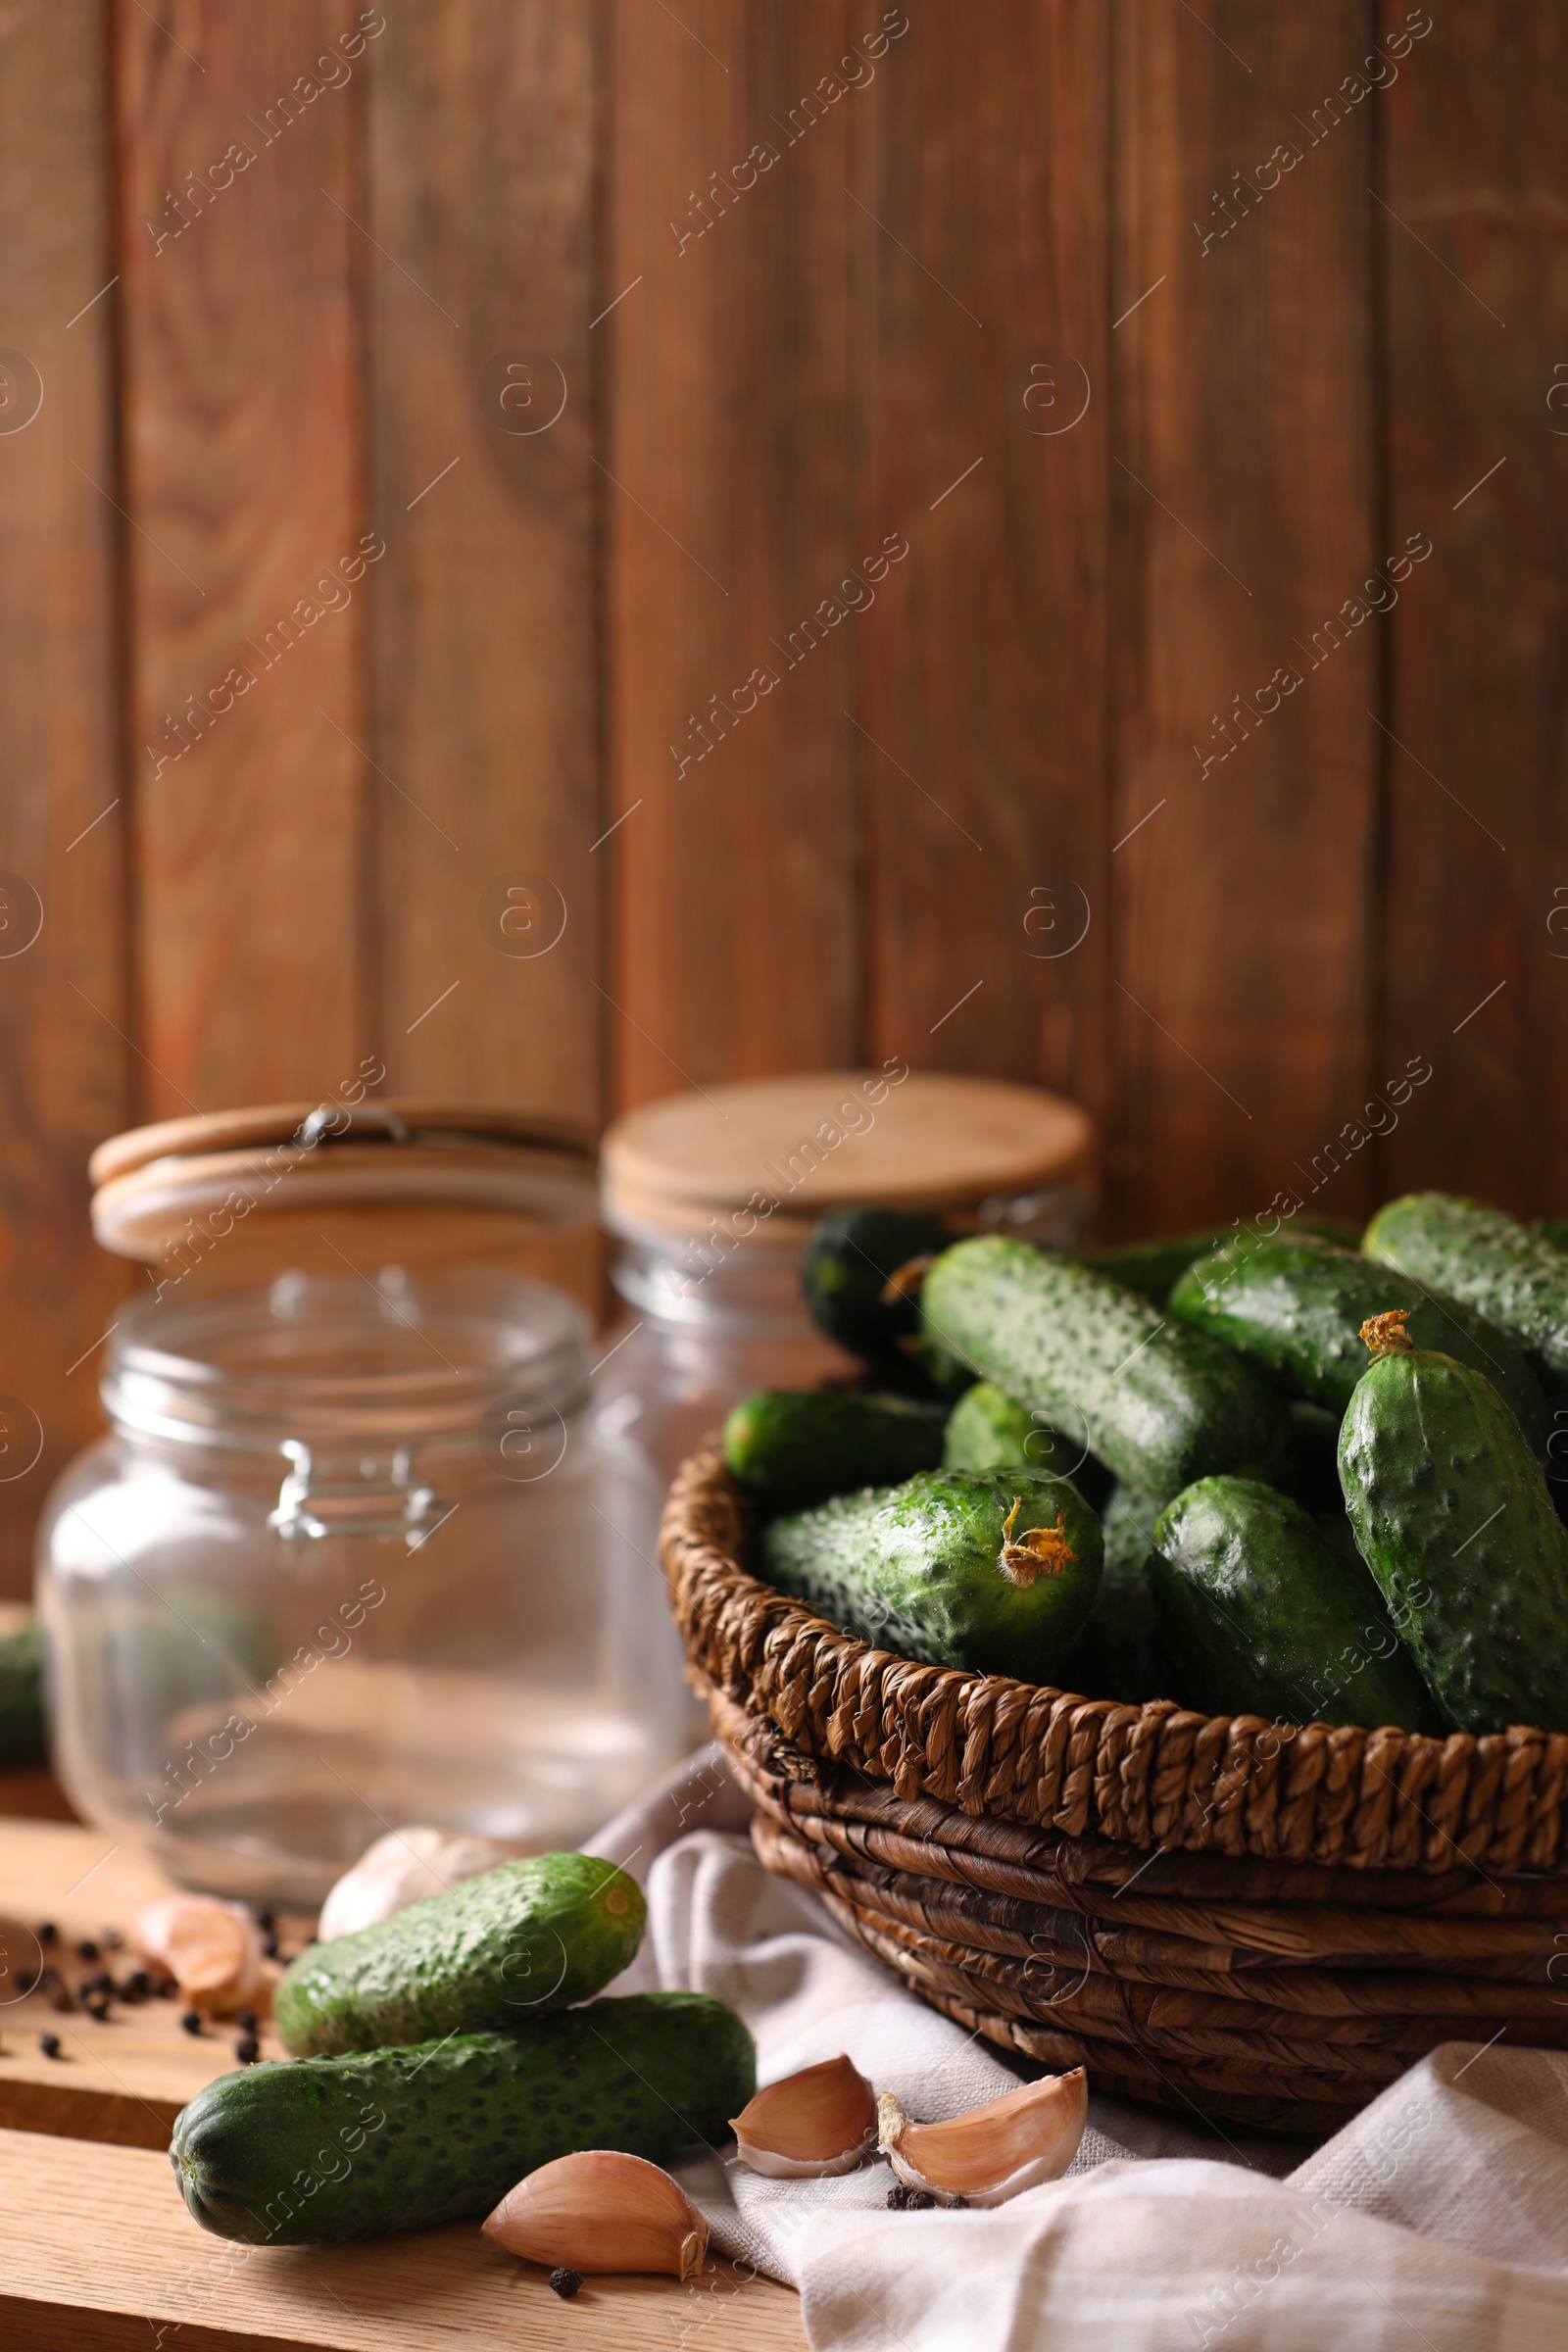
659,1441,1568,1878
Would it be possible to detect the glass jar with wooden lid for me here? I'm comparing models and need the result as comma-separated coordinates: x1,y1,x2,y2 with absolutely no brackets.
595,1067,1095,1475
36,1100,694,1904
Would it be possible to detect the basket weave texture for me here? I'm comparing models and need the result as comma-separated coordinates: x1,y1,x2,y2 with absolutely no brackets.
662,1443,1568,2134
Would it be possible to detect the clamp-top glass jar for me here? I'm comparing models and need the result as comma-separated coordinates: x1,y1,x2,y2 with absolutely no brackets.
594,1069,1096,1477
37,1103,692,1904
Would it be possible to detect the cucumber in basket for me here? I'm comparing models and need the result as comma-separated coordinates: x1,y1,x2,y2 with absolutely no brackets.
1339,1324,1568,1734
724,1388,948,1516
274,1853,645,2058
920,1235,1290,1503
1169,1230,1549,1449
1363,1192,1568,1403
1066,1480,1161,1703
1146,1476,1442,1732
759,1468,1102,1681
941,1380,1114,1510
1080,1214,1359,1308
801,1204,958,1389
172,1991,755,2244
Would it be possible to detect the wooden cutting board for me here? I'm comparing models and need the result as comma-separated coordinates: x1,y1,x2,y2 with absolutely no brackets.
0,1812,806,2350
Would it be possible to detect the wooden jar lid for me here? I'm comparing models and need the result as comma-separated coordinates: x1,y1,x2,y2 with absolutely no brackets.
90,1101,599,1277
601,1071,1095,1248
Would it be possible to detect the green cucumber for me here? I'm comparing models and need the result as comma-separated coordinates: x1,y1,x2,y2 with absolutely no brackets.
1363,1193,1568,1403
801,1205,956,1388
274,1854,644,2058
0,1620,46,1770
172,1991,755,2244
759,1469,1102,1682
1338,1343,1568,1733
1170,1231,1548,1449
1067,1482,1160,1702
941,1382,1113,1510
1534,1217,1568,1255
1080,1216,1359,1308
723,1388,947,1516
1148,1477,1441,1732
920,1236,1289,1503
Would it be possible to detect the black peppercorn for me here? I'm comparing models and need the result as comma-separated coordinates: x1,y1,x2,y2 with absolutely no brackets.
38,2032,60,2058
119,1971,152,2002
235,2034,260,2064
83,1994,111,2023
38,1922,57,1946
180,2010,204,2036
256,1909,274,1934
236,2009,258,2034
887,2185,909,2210
260,1936,280,1960
76,1939,99,1963
548,2269,583,2300
101,1926,123,1949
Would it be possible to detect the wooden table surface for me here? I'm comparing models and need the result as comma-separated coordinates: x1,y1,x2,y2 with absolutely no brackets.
0,1803,806,2352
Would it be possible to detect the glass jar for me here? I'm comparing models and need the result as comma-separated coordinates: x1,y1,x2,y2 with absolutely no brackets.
594,1182,1089,1480
37,1265,690,1905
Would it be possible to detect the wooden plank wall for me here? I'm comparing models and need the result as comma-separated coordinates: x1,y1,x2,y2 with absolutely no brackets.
2,0,1562,1590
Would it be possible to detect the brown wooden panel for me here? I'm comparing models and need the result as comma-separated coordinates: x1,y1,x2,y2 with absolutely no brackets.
1109,1,1380,1237
607,1,862,1102
0,3,128,1596
367,2,602,1133
116,0,368,1113
1379,3,1568,1215
860,3,1110,1127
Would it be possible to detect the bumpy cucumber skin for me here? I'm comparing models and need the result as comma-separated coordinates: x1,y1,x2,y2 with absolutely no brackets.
723,1388,947,1516
942,1382,1113,1510
801,1206,953,1369
1080,1217,1358,1308
0,1620,46,1770
1364,1193,1568,1403
274,1855,645,2058
172,1992,755,2245
1339,1348,1568,1733
921,1236,1288,1503
1067,1482,1161,1702
1148,1477,1442,1732
759,1469,1102,1682
1170,1231,1548,1448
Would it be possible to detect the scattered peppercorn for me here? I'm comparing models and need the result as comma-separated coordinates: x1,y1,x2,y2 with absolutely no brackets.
15,1969,37,1996
886,2186,936,2210
83,1994,111,2023
256,1909,275,1934
119,1971,152,2002
180,2010,204,2036
548,2269,583,2300
38,2033,60,2058
235,2034,260,2065
260,1936,280,1960
38,1923,57,1946
886,2185,908,2209
76,1939,99,1962
235,2009,258,2034
100,1927,123,1949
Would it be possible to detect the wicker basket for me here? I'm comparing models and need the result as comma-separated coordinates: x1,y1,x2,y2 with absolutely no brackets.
661,1443,1568,2136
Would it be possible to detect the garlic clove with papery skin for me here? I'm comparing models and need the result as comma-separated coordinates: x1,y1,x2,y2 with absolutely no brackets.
731,2053,878,2178
877,2069,1088,2208
318,1826,530,1940
483,2150,710,2281
131,1896,268,2014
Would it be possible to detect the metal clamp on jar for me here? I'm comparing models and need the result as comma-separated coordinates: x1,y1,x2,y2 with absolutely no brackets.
37,1102,693,1904
594,1070,1097,1477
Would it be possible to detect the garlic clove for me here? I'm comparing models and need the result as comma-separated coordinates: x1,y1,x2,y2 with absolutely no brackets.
877,2070,1088,2208
483,2150,709,2281
318,1826,530,1940
731,2053,878,2178
131,1896,267,2014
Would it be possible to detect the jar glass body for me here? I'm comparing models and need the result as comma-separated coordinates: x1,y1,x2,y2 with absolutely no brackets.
36,1268,692,1904
593,1182,1089,1480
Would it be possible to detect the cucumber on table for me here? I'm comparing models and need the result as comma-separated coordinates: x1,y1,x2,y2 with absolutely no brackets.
1169,1230,1548,1450
1080,1215,1358,1308
759,1468,1102,1682
274,1853,645,2058
172,1991,755,2244
1147,1477,1442,1733
724,1388,948,1516
1339,1336,1568,1734
0,1619,46,1771
1364,1193,1568,1404
942,1381,1114,1511
921,1235,1290,1503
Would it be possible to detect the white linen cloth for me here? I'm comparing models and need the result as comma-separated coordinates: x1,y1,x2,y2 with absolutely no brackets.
589,1742,1568,2351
